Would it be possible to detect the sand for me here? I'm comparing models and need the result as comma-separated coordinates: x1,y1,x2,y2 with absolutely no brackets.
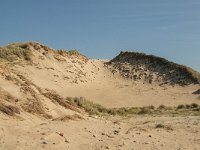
0,114,200,150
0,42,200,150
14,59,200,107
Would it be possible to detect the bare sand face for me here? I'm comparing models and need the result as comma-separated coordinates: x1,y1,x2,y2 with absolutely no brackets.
13,59,200,107
0,42,200,150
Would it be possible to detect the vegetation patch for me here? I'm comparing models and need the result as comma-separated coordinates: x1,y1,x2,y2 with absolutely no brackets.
67,50,81,55
0,43,32,61
66,97,112,115
193,89,200,94
66,97,200,116
107,51,200,86
155,124,173,131
52,114,84,121
0,103,20,116
21,98,52,119
43,91,81,112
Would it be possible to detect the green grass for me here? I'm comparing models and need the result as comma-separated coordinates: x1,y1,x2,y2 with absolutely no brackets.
66,97,114,115
66,97,200,116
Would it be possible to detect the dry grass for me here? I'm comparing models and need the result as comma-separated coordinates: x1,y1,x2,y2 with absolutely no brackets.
108,51,200,85
52,114,84,121
0,87,19,104
56,49,88,62
155,123,173,131
0,43,32,61
193,89,200,94
0,103,20,116
57,50,68,56
67,50,81,55
21,98,52,119
0,88,20,116
67,97,200,116
0,92,17,103
14,74,52,118
177,103,199,109
67,97,115,115
57,49,88,61
43,90,81,113
57,49,81,56
186,67,200,83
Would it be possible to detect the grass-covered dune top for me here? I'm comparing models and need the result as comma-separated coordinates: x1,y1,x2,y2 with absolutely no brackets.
0,42,86,62
0,42,33,61
107,51,200,86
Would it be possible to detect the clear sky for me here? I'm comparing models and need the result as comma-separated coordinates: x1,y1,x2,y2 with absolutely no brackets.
0,0,200,71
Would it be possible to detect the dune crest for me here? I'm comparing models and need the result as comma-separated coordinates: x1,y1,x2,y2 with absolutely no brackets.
0,42,200,150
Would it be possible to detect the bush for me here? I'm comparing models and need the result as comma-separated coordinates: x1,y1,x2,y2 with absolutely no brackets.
138,107,152,115
68,50,80,55
155,124,165,128
57,50,68,56
177,104,185,109
148,105,155,110
0,104,20,116
155,124,173,130
192,89,200,94
158,105,166,110
190,103,198,108
0,44,32,61
67,97,109,115
185,104,191,109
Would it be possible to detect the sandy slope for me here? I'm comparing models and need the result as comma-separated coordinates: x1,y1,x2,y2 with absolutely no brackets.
1,42,199,108
0,114,200,150
0,42,200,150
13,58,200,107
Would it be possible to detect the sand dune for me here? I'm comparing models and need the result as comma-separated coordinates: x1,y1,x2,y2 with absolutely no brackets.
0,42,200,149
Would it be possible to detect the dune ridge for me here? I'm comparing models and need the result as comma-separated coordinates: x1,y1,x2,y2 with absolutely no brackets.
0,42,200,150
107,51,200,86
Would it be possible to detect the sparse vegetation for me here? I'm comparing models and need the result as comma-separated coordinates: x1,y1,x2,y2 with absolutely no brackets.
66,97,114,115
155,124,173,131
57,49,87,61
43,90,80,112
137,107,153,115
193,89,200,94
0,43,32,61
68,50,81,55
21,98,52,118
0,103,20,116
158,104,167,110
57,49,68,56
177,104,185,109
190,103,199,108
107,51,200,86
0,43,199,120
66,97,200,116
52,114,84,121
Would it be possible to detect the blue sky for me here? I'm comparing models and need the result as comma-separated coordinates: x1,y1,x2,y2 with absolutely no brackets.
0,0,200,71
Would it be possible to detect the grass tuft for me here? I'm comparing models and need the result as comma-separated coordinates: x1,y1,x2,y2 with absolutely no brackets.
0,43,32,61
0,103,20,116
66,97,200,116
177,104,185,109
